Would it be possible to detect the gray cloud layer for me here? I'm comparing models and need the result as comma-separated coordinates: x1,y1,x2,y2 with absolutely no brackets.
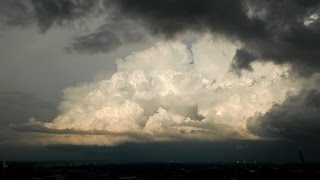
0,0,99,31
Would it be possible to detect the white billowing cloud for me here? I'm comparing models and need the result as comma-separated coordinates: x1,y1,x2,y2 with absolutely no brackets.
26,35,303,145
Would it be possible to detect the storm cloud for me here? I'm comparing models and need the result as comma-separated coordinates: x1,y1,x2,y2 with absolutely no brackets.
2,0,320,162
0,0,319,73
230,49,257,74
106,0,320,74
2,0,320,74
247,87,320,140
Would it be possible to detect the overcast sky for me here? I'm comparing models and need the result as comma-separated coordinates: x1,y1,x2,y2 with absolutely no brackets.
1,0,320,163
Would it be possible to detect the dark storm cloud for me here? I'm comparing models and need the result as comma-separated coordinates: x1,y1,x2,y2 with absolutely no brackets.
247,89,320,140
0,0,146,53
241,0,320,75
3,0,320,73
230,49,257,74
105,0,320,74
106,0,266,39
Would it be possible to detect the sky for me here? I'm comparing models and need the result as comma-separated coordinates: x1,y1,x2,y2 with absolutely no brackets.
1,0,320,163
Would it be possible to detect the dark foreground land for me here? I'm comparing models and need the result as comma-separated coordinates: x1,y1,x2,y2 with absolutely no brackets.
1,162,320,180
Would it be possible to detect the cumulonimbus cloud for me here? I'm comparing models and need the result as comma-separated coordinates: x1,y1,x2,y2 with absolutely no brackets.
14,35,306,146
